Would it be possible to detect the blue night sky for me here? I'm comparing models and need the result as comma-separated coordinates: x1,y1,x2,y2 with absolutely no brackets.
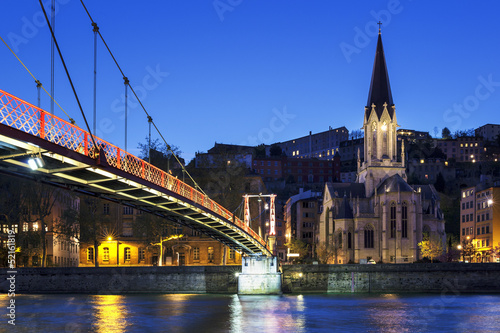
1,1,500,162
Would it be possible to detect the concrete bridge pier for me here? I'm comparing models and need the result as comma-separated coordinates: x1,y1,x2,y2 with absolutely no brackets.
238,255,282,295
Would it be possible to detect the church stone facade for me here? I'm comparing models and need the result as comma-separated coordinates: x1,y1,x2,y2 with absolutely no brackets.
318,30,445,264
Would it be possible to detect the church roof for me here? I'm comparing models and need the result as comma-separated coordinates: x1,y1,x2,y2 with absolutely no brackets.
366,31,394,121
326,182,366,198
377,174,414,193
337,196,354,219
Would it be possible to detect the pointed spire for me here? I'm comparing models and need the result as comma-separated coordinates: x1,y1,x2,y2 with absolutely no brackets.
366,25,394,121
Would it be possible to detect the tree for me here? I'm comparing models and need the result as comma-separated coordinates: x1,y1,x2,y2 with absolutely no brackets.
137,137,182,171
418,234,444,262
132,212,184,265
23,181,58,267
434,172,446,192
349,129,364,140
79,197,110,267
442,127,451,139
316,230,342,264
254,144,266,158
285,237,309,263
269,144,282,157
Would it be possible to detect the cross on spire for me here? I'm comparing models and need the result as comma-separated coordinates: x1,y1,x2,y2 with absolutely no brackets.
377,21,382,34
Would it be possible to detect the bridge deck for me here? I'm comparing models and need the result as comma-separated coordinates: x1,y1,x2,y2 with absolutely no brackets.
0,89,271,256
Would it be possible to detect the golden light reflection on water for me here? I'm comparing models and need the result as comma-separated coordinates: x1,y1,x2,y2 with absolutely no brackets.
91,295,129,333
367,294,411,333
157,294,194,318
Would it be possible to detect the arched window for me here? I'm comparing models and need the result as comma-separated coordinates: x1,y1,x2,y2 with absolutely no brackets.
402,202,408,238
124,247,131,261
208,246,214,262
390,202,397,238
338,231,343,249
364,225,374,248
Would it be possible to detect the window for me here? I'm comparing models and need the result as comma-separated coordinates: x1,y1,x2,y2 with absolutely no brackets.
390,203,396,238
364,225,374,248
462,228,465,236
123,206,133,215
139,248,145,261
23,222,29,232
486,225,490,234
103,247,109,261
302,232,313,238
87,247,94,262
229,249,235,260
193,247,200,260
477,227,480,235
402,202,408,238
124,247,131,261
208,247,214,262
33,222,39,232
481,226,485,234
103,203,110,215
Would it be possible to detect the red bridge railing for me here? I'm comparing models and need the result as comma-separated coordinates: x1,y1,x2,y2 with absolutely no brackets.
0,89,269,252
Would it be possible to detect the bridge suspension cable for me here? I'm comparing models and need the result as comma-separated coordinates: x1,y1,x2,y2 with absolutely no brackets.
38,0,98,151
79,0,208,197
0,35,75,124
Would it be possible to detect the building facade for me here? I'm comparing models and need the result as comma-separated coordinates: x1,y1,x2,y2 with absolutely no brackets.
278,127,349,160
285,189,322,259
253,155,341,183
460,185,500,262
475,124,500,142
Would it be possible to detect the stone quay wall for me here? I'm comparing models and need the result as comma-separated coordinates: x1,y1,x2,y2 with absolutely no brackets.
2,263,500,294
281,263,500,294
0,266,240,294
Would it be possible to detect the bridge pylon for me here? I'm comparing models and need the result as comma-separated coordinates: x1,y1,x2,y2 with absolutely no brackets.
237,254,281,295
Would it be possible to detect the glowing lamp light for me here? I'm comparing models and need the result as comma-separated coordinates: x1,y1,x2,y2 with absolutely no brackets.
28,156,44,170
381,124,388,131
457,244,462,250
234,273,240,277
107,236,112,241
488,199,493,206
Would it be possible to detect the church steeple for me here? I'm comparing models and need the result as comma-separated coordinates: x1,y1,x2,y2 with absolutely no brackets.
365,27,394,121
357,26,406,197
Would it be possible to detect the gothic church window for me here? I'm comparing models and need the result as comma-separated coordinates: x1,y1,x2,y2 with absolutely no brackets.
402,202,408,238
390,202,396,238
364,225,374,248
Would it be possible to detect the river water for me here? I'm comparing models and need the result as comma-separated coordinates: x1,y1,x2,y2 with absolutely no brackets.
2,293,500,332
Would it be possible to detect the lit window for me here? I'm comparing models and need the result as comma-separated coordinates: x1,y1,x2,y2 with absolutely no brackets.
103,247,109,261
208,246,214,262
124,247,131,261
33,222,39,231
23,222,29,232
193,247,200,260
87,247,94,262
139,248,145,261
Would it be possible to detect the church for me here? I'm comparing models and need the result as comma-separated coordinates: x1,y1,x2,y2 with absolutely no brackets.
317,28,445,264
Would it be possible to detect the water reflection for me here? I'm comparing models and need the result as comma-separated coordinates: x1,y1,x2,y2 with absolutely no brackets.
229,295,307,333
366,294,411,332
91,295,130,332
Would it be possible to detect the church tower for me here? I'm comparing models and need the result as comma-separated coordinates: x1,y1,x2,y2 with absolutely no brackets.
357,27,406,196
